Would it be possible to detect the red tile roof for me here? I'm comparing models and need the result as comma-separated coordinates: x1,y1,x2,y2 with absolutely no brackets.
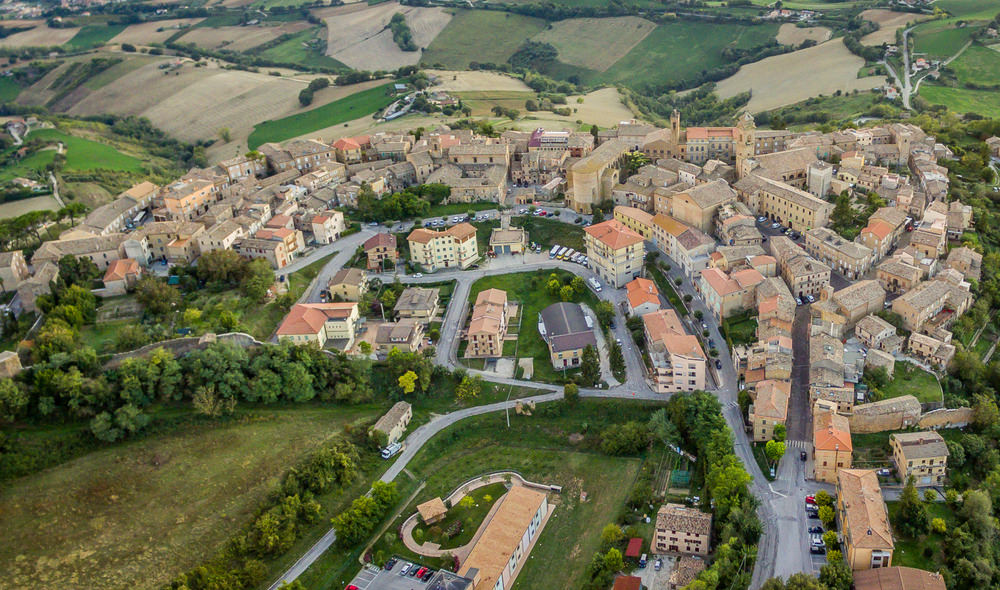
276,303,356,336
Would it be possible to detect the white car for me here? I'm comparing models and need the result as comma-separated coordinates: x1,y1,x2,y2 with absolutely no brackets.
413,273,423,278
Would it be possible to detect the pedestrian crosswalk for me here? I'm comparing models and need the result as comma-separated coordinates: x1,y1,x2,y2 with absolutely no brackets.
786,440,809,449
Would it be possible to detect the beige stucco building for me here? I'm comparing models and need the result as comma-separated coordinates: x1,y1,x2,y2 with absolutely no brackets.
750,379,791,442
371,401,412,444
837,469,894,571
654,503,712,556
407,223,478,272
644,309,706,393
276,302,359,347
583,219,645,289
890,431,948,487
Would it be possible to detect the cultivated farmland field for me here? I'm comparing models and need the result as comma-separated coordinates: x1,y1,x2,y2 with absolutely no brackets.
425,69,532,92
859,9,928,46
912,22,979,59
716,39,886,112
776,23,831,46
248,82,395,148
596,21,780,88
109,18,205,45
420,9,547,69
936,0,1000,20
0,195,60,218
0,407,377,590
321,2,452,71
0,25,80,47
175,22,311,51
532,16,656,72
64,24,127,50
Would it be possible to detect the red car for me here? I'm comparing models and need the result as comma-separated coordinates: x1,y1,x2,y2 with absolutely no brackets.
805,495,816,505
346,586,359,590
415,567,427,578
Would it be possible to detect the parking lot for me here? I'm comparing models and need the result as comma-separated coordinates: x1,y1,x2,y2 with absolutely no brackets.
630,555,676,589
346,560,472,590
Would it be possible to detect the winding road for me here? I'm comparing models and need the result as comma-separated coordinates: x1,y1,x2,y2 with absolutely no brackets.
267,217,794,590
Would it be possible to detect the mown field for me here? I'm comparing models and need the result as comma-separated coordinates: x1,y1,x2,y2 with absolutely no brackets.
936,0,1000,20
912,21,979,59
63,24,127,50
0,406,379,590
29,128,145,173
421,9,547,69
247,82,395,148
919,85,1000,118
947,45,1000,86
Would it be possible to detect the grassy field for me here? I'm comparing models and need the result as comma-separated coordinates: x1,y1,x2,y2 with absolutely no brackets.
595,21,780,88
936,0,1000,20
454,90,536,117
63,24,127,50
316,399,652,590
912,22,978,59
879,361,943,403
28,128,145,173
420,9,547,69
532,16,656,72
0,77,21,102
919,84,1000,118
248,83,395,148
257,27,347,70
467,269,600,383
0,405,379,590
886,501,956,571
947,45,1000,86
770,92,897,125
471,216,585,254
0,148,55,183
722,311,757,347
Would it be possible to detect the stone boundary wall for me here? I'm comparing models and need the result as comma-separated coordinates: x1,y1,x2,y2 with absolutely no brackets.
917,406,973,430
103,332,264,369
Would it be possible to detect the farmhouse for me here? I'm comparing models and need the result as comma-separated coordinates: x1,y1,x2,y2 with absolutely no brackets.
371,401,412,445
102,258,142,296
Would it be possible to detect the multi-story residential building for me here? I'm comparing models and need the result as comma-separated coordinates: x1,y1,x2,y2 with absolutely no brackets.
259,139,336,173
946,246,983,282
364,233,398,270
235,237,290,269
831,280,886,328
892,279,969,332
813,400,852,483
653,503,712,556
907,332,956,369
567,139,628,213
217,153,265,182
197,220,245,255
407,223,478,272
853,567,946,590
538,302,597,369
734,174,833,232
17,262,58,313
856,314,903,353
102,258,142,296
328,268,367,302
0,250,30,292
332,136,368,163
160,178,216,220
374,320,424,354
466,288,508,358
31,234,126,270
255,227,304,259
651,214,717,280
750,379,791,442
394,287,440,322
276,302,359,347
876,255,923,294
80,181,158,235
583,219,645,289
698,267,765,320
837,469,894,571
804,227,875,279
890,431,949,487
625,277,660,317
310,211,346,244
769,236,831,298
458,485,549,590
644,309,706,393
665,180,737,233
614,206,654,238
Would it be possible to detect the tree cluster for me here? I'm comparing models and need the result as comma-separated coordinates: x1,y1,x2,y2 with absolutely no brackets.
332,481,398,547
388,13,417,52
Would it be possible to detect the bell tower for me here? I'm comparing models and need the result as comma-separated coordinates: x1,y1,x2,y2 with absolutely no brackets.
734,111,756,178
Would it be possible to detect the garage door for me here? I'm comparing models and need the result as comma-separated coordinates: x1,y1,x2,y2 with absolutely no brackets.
503,245,511,254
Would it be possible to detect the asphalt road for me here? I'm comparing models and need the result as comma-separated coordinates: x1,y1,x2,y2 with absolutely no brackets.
267,215,800,590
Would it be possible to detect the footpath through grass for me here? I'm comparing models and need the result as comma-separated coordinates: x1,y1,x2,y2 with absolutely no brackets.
248,83,395,148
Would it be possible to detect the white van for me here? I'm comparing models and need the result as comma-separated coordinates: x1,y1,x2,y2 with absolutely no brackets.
380,441,403,459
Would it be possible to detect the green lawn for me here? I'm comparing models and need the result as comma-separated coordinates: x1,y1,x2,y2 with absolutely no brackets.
27,128,145,173
0,405,380,590
947,45,1000,86
411,482,507,549
425,201,496,218
467,269,600,383
722,311,757,347
63,24,127,50
0,149,55,183
919,84,1000,118
879,361,943,404
256,28,347,69
248,83,395,148
886,501,957,571
306,399,653,590
420,9,547,69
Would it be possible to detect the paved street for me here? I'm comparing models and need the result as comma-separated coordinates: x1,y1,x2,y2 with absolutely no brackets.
268,214,802,590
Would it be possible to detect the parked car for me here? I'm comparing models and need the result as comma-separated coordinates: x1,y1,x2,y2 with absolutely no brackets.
385,558,397,570
877,468,891,476
806,294,815,303
796,297,803,306
422,570,434,581
771,222,781,229
400,563,411,575
347,585,359,590
757,216,767,223
415,567,427,578
701,322,708,330
800,450,807,461
654,559,662,571
409,565,420,577
810,545,826,554
807,510,820,519
413,273,423,278
805,495,816,505
708,338,716,349
715,359,722,370
811,533,824,546
809,526,824,534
